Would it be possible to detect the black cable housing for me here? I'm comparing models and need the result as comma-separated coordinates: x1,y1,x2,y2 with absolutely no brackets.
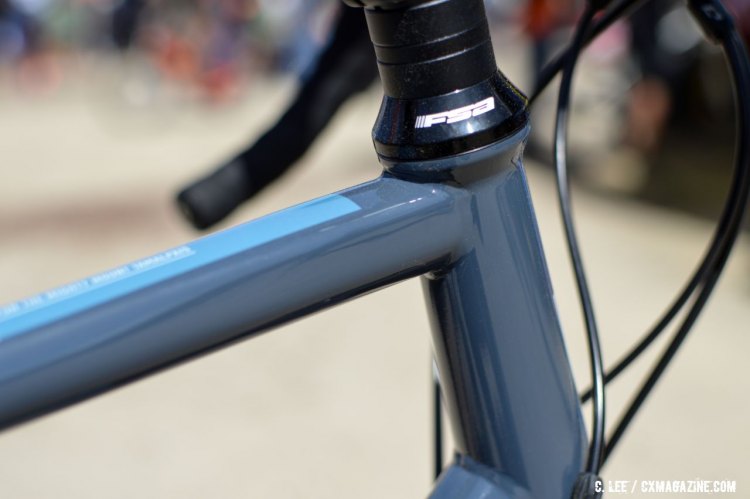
577,0,750,404
530,0,648,104
603,4,750,460
553,4,606,475
536,0,749,471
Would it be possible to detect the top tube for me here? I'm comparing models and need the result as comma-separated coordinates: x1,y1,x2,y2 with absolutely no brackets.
0,177,460,430
0,195,360,342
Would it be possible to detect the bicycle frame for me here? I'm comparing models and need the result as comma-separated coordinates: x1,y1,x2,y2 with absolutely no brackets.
0,129,586,497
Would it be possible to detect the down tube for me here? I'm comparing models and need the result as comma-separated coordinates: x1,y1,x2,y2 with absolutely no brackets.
422,147,587,498
0,176,460,429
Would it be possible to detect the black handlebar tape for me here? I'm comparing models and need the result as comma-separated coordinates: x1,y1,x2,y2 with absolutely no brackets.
176,7,378,230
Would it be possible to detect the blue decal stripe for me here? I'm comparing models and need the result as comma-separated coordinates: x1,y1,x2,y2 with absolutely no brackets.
0,195,360,341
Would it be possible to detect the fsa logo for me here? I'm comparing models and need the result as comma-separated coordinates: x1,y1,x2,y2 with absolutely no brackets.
415,97,495,129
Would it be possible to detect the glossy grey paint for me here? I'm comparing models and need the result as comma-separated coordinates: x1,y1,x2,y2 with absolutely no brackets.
388,136,588,498
431,455,533,498
0,130,586,498
0,178,460,428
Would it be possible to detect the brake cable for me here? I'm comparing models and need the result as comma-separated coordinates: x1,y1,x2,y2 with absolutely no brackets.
530,0,750,468
434,0,749,482
530,0,650,105
602,0,750,460
553,1,607,476
580,3,750,403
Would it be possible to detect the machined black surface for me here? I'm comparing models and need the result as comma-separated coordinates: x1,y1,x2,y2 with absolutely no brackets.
363,0,497,99
342,0,432,10
346,0,529,163
373,72,528,162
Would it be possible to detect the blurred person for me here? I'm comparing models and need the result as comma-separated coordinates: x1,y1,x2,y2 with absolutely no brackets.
9,0,50,17
625,1,702,153
177,4,379,228
585,1,745,205
111,0,146,51
111,0,263,103
572,1,710,196
522,0,576,89
257,0,334,75
1,0,62,93
724,0,749,44
195,0,267,102
0,0,35,63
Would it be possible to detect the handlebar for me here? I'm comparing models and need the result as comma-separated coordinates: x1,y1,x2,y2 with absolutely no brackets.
176,7,377,229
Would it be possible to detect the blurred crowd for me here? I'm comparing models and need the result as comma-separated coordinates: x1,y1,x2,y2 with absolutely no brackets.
522,0,749,149
0,0,339,100
515,0,749,212
0,0,747,102
1,0,749,214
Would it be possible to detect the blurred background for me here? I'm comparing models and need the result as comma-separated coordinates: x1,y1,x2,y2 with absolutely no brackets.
0,0,748,497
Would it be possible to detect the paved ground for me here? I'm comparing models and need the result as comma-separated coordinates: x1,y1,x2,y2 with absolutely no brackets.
0,67,748,498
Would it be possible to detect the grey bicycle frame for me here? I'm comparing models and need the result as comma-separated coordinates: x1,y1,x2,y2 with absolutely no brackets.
0,128,587,498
